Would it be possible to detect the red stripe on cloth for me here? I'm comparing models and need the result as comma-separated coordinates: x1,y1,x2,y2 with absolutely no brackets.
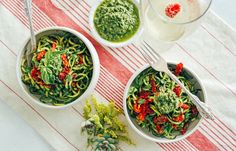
202,122,235,150
187,130,220,151
33,0,132,84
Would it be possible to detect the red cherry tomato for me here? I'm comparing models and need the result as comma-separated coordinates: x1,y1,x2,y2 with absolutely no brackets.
181,103,190,110
137,113,145,121
59,72,66,81
150,79,157,93
134,103,142,113
52,42,56,51
37,50,46,61
173,86,182,97
173,114,185,122
31,67,38,78
175,63,183,76
153,115,168,124
156,124,164,134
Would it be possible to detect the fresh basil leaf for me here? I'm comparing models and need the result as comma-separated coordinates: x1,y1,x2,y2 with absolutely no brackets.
40,67,55,84
65,74,72,83
138,99,145,104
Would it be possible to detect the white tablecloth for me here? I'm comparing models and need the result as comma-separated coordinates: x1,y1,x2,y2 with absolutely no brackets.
0,0,236,150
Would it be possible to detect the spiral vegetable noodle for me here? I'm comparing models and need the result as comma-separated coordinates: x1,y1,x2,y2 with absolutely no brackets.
21,32,93,105
126,64,200,139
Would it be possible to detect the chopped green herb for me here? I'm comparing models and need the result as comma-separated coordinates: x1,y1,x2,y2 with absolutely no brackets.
94,0,140,42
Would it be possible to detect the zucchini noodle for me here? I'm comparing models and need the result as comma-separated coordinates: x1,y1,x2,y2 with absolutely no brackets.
21,32,93,105
126,64,200,139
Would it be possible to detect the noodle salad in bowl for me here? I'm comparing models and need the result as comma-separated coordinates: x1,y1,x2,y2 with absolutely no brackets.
123,63,206,143
17,27,100,109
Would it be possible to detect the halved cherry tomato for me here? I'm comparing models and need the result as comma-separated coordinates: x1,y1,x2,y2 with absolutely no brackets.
59,72,66,81
153,115,168,124
31,67,38,78
150,78,157,93
173,86,181,97
37,50,46,61
52,42,56,51
181,103,190,110
175,62,183,76
137,113,145,121
61,54,69,67
173,114,185,122
139,91,150,99
133,102,142,113
156,124,164,134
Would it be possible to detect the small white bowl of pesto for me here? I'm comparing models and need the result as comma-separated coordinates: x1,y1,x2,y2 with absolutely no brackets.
89,0,143,48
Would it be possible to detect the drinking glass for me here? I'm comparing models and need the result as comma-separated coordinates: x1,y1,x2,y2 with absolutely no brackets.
141,0,212,42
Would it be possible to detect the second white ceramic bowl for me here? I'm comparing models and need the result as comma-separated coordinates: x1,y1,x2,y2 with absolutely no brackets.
89,0,143,48
16,27,100,109
123,62,206,143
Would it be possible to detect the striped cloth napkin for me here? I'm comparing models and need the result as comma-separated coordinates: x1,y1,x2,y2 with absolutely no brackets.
0,0,236,150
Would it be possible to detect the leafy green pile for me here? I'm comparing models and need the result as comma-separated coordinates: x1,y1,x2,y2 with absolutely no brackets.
81,96,133,151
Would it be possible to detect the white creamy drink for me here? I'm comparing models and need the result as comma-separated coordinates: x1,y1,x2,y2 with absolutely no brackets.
144,0,201,41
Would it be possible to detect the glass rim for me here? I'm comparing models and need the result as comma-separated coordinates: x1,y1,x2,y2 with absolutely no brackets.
148,0,213,25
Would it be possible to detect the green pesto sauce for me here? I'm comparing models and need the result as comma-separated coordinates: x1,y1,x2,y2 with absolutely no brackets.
94,0,140,42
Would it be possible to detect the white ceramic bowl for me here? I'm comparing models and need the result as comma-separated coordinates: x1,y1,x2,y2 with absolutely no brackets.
89,0,143,48
123,62,206,143
16,27,100,109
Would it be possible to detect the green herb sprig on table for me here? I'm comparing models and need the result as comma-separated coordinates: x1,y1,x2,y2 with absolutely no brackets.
81,96,133,151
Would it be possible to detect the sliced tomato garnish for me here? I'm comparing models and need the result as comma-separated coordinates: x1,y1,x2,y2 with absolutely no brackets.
137,113,146,121
59,72,66,81
153,115,168,124
173,85,182,97
181,103,190,110
52,42,56,51
139,91,150,99
31,67,38,78
156,124,164,134
134,102,142,113
173,114,185,122
37,50,46,61
150,78,157,93
175,62,183,76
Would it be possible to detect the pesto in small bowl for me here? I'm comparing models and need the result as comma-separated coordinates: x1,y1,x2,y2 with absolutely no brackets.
93,0,140,43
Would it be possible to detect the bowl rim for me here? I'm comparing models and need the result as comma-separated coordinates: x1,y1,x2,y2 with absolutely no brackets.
16,26,100,109
123,62,206,143
89,0,144,48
